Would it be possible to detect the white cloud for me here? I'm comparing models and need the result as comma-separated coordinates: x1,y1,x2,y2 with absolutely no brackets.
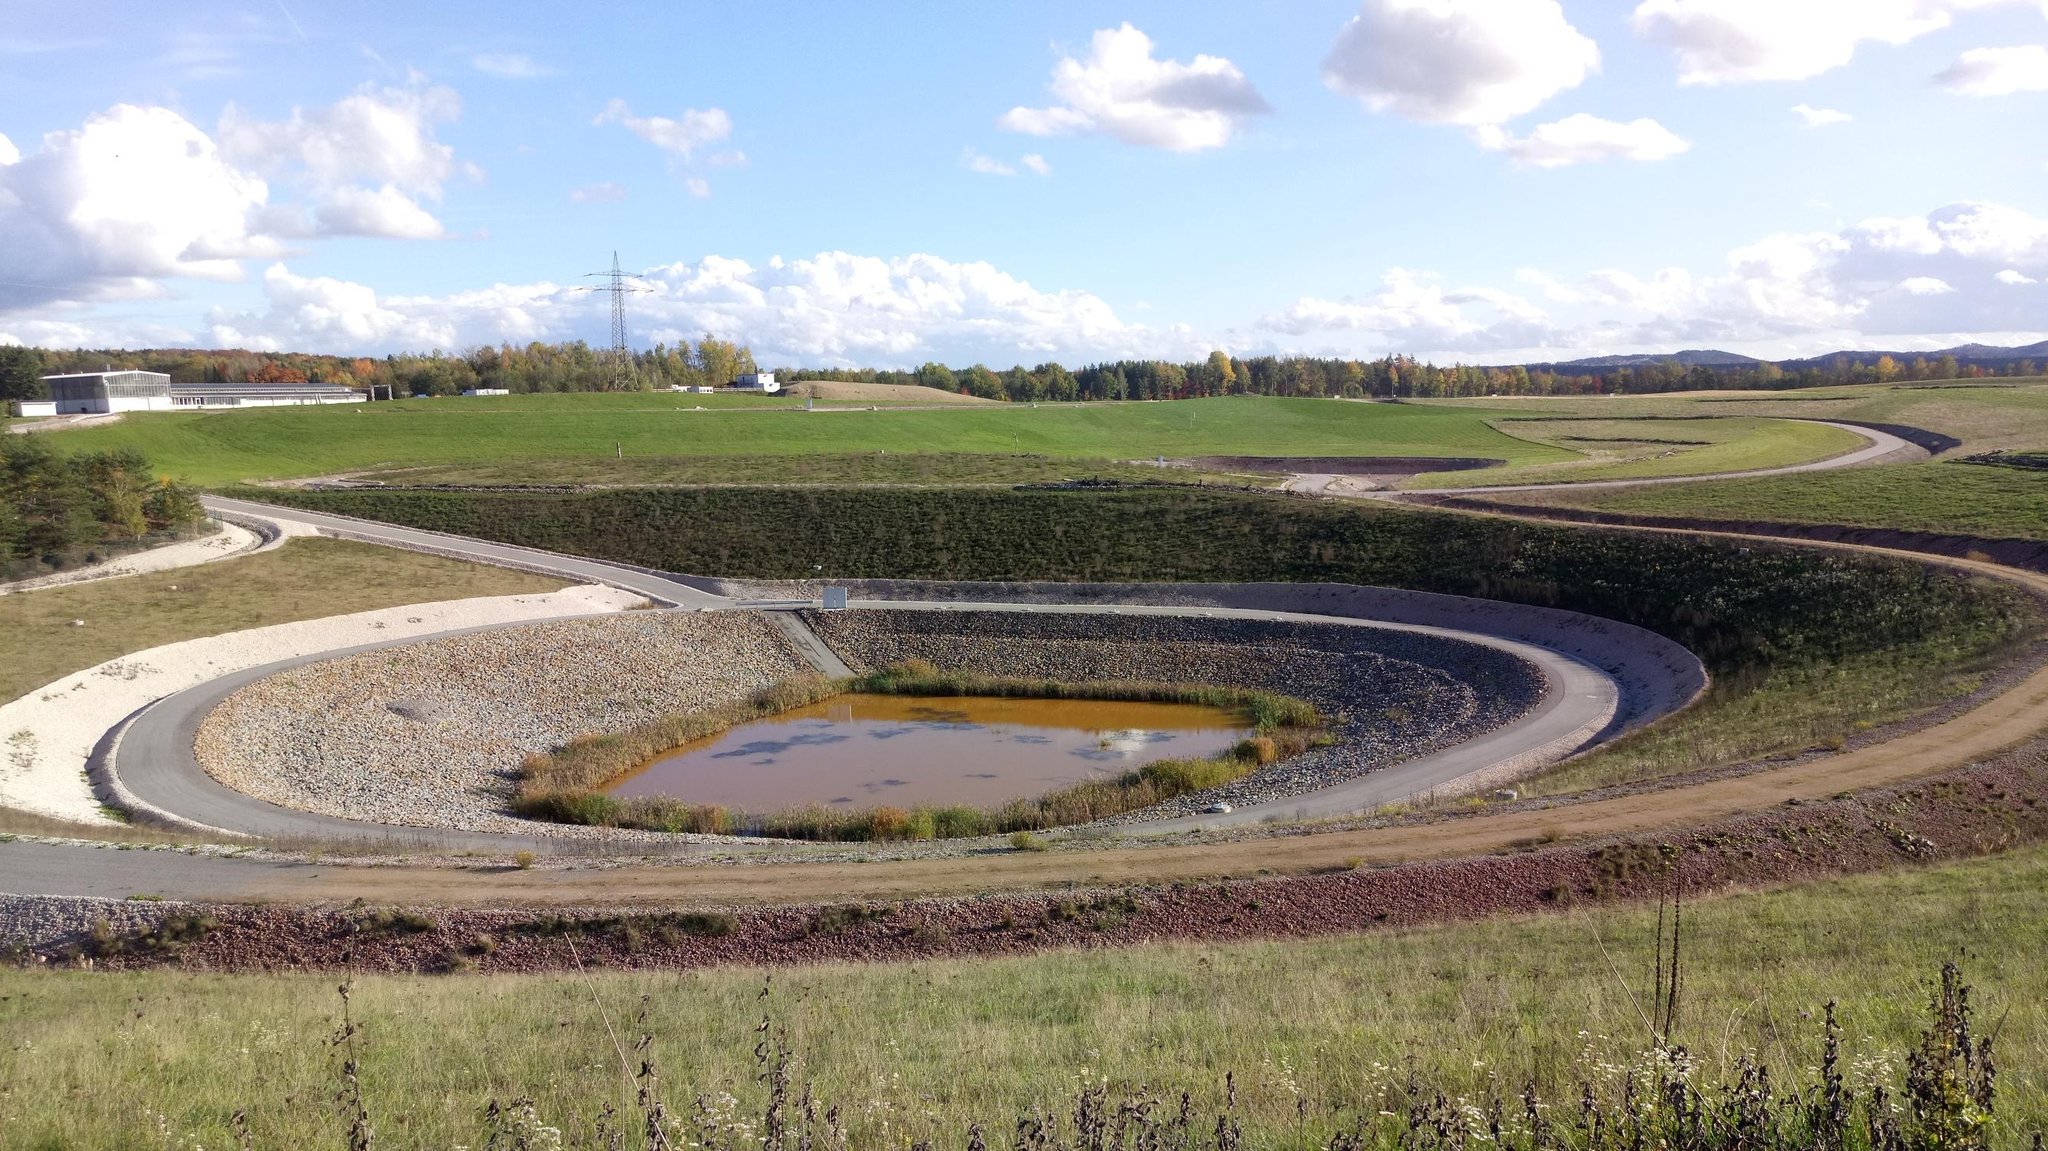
471,52,553,79
1792,103,1852,126
1897,275,1956,294
1264,269,1552,350
0,104,276,312
207,263,456,351
1475,114,1690,167
0,132,17,165
595,100,732,159
1633,0,1943,83
1000,23,1269,151
683,176,711,199
219,82,463,238
963,148,1017,176
185,250,1200,365
1630,0,2048,84
962,149,1053,177
1272,201,2048,355
314,184,444,240
1935,45,2048,94
1323,0,1599,126
570,181,626,203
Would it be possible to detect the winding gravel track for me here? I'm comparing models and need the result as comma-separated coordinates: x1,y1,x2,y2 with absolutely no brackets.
1284,420,1922,497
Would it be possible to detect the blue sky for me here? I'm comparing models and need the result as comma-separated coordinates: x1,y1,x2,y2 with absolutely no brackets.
1,0,2045,366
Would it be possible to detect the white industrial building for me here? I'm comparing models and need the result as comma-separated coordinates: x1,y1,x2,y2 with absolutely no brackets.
14,371,366,417
733,371,779,392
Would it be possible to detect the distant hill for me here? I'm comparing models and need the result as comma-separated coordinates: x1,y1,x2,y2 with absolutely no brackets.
1536,350,1763,370
1782,339,2048,371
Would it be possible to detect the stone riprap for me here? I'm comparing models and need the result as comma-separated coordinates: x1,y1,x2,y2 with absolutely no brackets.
803,609,1547,820
195,611,813,832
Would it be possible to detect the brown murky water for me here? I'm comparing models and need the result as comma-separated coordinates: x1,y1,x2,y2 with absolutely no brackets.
606,694,1254,809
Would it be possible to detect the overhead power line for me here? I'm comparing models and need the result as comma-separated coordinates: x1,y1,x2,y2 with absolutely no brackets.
576,251,650,390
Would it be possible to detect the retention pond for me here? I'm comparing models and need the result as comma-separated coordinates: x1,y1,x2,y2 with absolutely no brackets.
607,693,1255,810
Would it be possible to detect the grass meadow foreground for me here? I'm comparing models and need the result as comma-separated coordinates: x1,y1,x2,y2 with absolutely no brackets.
2,846,2042,1148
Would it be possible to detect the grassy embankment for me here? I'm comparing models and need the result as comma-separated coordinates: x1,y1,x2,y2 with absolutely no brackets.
37,395,1578,486
1403,415,1865,488
0,537,567,840
246,486,2043,797
2,845,2041,1148
1429,379,2048,541
357,451,1250,488
515,663,1322,839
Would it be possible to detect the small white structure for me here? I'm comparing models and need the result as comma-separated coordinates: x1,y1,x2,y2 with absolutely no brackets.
462,387,510,396
9,400,58,418
734,371,779,393
669,384,717,394
40,372,364,413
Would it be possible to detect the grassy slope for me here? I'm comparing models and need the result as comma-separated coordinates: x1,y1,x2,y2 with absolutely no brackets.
1514,462,2048,543
3,846,2042,1148
1405,416,1864,488
1425,381,2048,540
38,396,1577,486
0,537,565,707
356,452,1255,488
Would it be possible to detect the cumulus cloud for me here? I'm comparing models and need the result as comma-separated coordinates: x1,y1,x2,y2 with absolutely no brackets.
1270,201,2048,355
962,148,1053,177
208,263,458,351
963,149,1017,176
570,181,626,203
219,82,463,238
595,100,732,159
1935,45,2048,94
471,52,552,79
0,132,17,165
1263,269,1552,351
1630,0,2046,84
1792,103,1852,126
1474,114,1690,167
1323,0,1599,126
0,104,276,311
188,250,1200,365
1000,23,1269,151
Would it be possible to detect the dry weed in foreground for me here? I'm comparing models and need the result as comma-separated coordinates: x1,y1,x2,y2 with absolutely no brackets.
281,964,2032,1151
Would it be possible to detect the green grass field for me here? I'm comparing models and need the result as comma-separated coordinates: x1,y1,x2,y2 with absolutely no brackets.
3,845,2041,1149
352,452,1254,488
32,396,1580,486
1514,461,2048,543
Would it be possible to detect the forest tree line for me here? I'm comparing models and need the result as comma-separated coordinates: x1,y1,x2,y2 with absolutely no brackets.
2,340,2039,407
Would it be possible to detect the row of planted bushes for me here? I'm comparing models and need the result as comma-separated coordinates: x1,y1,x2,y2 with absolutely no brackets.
511,663,1322,841
238,483,2040,674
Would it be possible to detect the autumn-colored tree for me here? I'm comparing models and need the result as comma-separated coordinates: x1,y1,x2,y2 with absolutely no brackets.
247,360,309,383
